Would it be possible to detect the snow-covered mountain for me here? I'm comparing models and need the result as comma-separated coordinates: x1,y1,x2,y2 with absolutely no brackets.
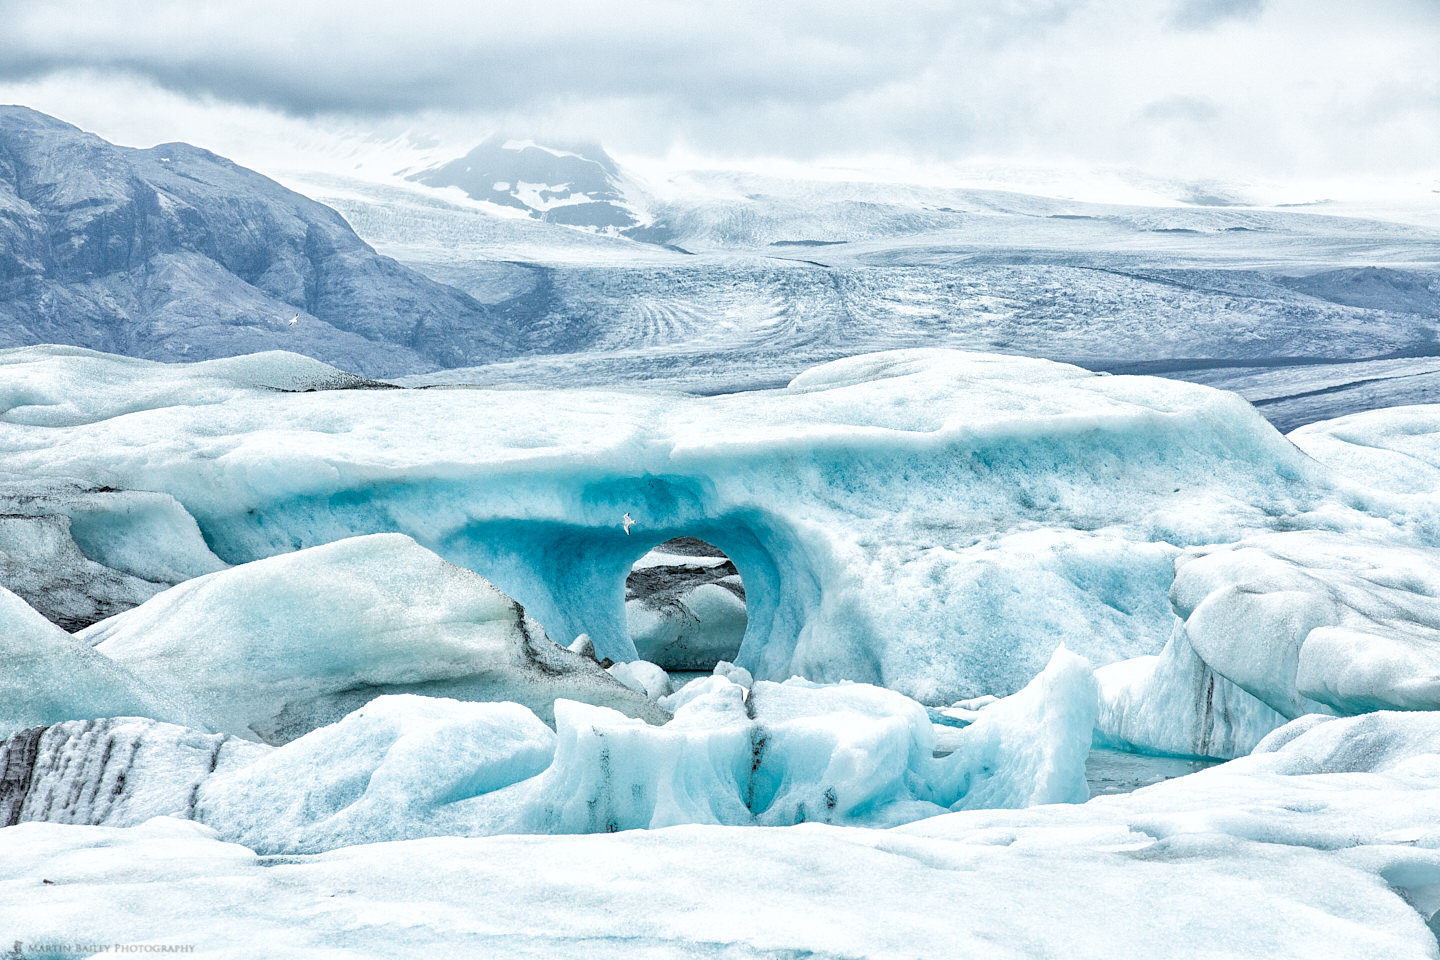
407,134,647,232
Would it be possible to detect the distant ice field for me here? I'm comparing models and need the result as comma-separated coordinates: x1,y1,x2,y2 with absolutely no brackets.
288,171,1440,427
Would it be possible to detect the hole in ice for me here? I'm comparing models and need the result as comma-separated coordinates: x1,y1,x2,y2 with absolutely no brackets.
624,537,747,673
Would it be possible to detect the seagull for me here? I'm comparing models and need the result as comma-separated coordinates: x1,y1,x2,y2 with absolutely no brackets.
622,512,635,535
287,314,300,326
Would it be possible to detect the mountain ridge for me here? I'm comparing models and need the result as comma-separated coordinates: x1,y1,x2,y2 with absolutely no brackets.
0,106,515,378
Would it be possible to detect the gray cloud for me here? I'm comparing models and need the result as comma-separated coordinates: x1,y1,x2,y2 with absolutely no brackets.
0,1,961,116
1170,0,1267,30
0,0,1437,182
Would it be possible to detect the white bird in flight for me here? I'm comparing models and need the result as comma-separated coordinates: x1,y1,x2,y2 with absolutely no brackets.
287,314,300,326
622,513,635,535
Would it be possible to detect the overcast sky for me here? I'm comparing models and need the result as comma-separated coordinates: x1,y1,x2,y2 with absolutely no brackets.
1,0,1437,189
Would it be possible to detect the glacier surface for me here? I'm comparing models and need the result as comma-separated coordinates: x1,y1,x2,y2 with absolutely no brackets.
6,345,1436,709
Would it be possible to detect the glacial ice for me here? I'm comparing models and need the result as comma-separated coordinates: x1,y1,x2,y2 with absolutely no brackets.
3,344,1425,706
1248,710,1440,775
0,478,227,630
0,717,267,826
1096,621,1287,760
606,659,673,700
935,645,1098,811
6,707,1440,957
626,538,748,670
195,696,555,852
6,647,1093,853
77,533,667,742
0,586,197,739
1290,403,1440,496
1099,529,1440,758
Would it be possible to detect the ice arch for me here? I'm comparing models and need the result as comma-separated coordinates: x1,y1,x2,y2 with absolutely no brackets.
155,473,821,679
236,474,822,676
441,503,785,670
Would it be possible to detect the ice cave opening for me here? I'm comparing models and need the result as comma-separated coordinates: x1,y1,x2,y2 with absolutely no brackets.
625,537,748,673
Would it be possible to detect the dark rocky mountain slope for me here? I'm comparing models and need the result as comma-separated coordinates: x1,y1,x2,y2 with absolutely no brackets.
0,106,513,377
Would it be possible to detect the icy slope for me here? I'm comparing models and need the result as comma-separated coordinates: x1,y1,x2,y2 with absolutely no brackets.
6,710,1440,958
0,345,377,427
2,345,1433,704
0,586,199,739
77,534,667,742
1291,403,1440,495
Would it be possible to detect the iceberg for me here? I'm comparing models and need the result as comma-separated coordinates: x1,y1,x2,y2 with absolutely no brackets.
606,659,674,700
1094,526,1440,759
625,537,748,670
78,533,668,742
1177,533,1440,716
0,646,1097,852
1096,621,1287,760
935,645,1099,811
1099,529,1440,758
192,649,1092,849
